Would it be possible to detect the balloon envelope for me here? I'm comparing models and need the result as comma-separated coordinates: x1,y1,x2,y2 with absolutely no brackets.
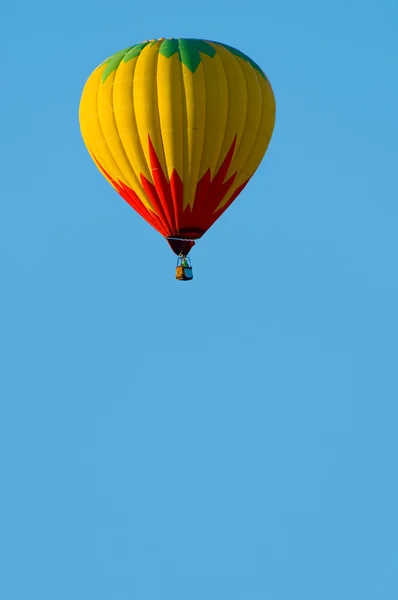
79,38,276,254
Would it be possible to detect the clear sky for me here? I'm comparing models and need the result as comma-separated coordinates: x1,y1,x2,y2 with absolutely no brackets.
1,0,398,598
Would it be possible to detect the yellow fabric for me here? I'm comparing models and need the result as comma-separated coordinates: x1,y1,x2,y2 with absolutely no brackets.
79,38,276,223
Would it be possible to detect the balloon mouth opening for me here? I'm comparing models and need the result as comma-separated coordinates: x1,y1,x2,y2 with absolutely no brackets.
166,229,205,255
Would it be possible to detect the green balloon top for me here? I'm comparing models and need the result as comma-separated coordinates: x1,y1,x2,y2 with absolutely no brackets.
100,38,266,83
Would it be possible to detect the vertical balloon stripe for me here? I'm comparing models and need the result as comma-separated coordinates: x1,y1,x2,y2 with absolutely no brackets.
156,53,184,179
81,61,148,210
216,69,276,210
257,72,276,137
147,135,177,233
197,52,228,181
226,60,262,179
133,43,168,181
156,53,184,231
80,67,128,189
233,70,275,186
113,56,155,211
97,71,141,194
179,46,207,210
209,43,247,175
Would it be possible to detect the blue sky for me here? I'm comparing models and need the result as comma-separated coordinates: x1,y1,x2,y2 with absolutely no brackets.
1,0,398,598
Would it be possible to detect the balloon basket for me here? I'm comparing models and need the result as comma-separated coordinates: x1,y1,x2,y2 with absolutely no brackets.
176,256,193,281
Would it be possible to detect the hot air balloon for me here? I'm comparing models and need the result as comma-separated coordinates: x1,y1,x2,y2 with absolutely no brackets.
79,38,276,280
